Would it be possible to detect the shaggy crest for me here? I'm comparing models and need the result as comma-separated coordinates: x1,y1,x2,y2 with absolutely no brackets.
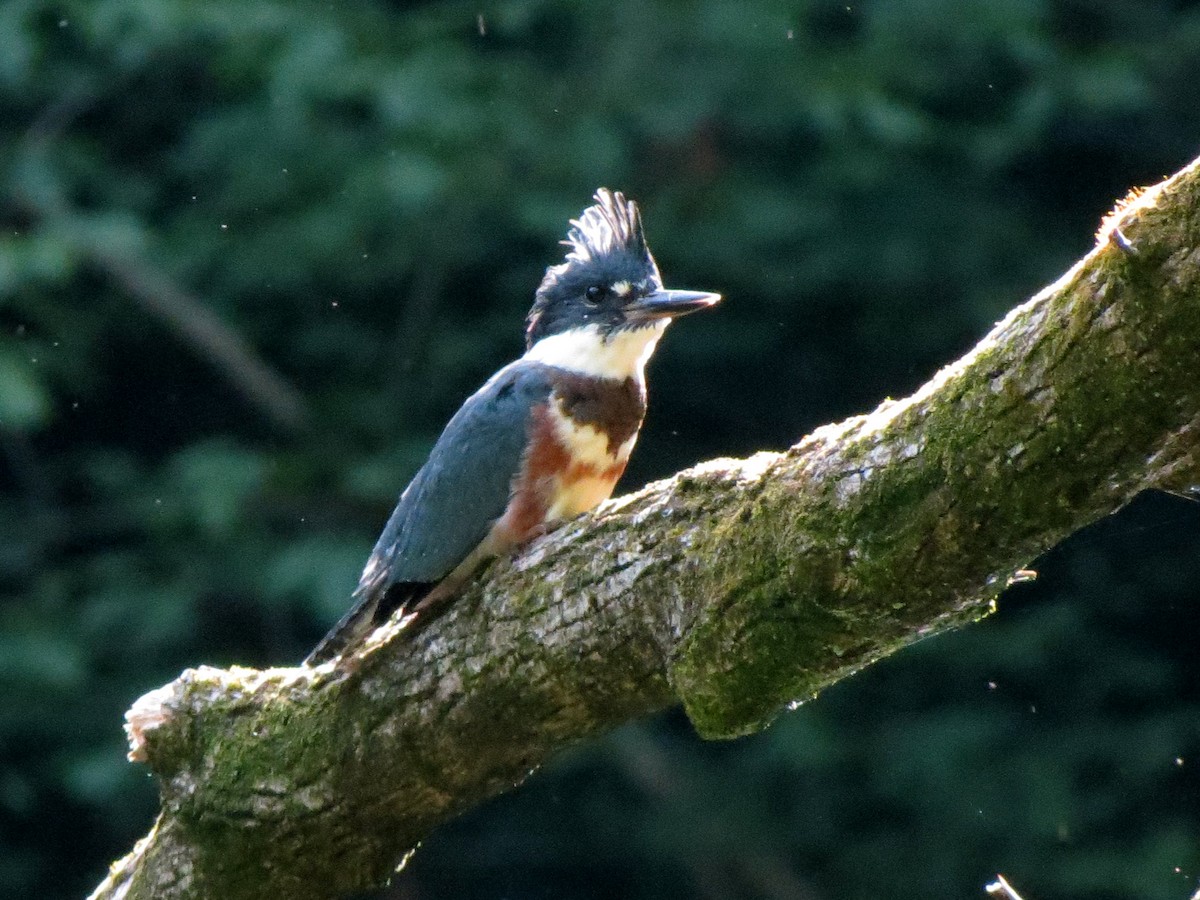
526,189,661,347
561,188,648,264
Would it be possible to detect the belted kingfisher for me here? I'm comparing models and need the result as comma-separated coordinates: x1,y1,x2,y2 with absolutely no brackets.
306,189,720,664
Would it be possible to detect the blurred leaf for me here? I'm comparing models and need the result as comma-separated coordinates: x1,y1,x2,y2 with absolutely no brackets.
166,440,266,536
0,632,85,688
0,347,51,430
262,535,366,616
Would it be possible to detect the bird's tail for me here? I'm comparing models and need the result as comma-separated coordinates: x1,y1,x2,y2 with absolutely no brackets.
304,581,432,666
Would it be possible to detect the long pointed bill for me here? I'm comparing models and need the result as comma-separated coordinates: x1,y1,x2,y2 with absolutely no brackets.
627,288,721,322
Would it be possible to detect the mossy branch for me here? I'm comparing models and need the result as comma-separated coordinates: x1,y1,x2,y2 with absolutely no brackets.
91,156,1200,900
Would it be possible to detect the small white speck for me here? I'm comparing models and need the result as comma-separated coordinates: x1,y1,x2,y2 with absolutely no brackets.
58,18,68,27
220,223,228,230
987,680,997,690
786,29,794,39
1176,757,1185,766
155,498,162,506
477,13,486,36
330,300,339,308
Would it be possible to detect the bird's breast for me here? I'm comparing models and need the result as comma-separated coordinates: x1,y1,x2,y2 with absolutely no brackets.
498,373,647,541
542,416,631,522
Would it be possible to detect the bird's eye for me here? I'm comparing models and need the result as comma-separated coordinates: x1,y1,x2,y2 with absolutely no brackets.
585,285,606,304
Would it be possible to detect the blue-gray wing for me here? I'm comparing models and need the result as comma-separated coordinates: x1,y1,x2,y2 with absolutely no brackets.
305,361,553,664
368,361,554,585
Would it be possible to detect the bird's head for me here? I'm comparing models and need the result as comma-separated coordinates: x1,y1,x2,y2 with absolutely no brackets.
523,189,719,378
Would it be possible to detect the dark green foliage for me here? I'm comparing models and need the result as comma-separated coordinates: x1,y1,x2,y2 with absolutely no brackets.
1,0,1199,897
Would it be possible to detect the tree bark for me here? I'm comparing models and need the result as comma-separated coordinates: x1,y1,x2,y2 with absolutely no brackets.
91,156,1200,900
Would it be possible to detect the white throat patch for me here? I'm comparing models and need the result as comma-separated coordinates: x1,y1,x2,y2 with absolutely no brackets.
524,322,668,381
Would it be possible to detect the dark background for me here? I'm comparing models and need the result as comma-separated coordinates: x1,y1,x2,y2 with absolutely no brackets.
3,1,1200,898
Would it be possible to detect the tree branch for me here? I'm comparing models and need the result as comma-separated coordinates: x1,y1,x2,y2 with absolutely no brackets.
96,248,311,435
91,155,1200,900
10,143,310,436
